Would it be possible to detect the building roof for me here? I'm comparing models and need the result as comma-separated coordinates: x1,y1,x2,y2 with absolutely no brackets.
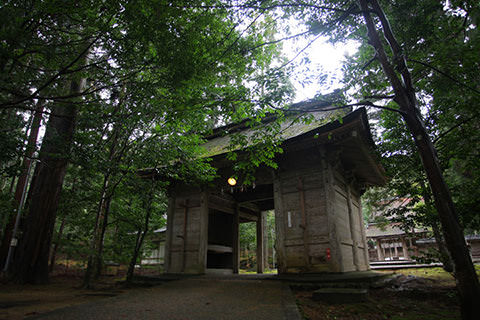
416,234,480,244
153,227,167,233
366,223,429,238
201,103,387,187
139,101,387,187
200,102,343,158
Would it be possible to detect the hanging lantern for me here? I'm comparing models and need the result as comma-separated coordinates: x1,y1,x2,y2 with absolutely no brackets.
227,177,237,186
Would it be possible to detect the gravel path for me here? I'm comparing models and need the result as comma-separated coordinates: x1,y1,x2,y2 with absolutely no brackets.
31,277,301,320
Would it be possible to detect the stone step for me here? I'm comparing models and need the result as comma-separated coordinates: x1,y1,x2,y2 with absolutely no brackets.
279,271,392,290
312,288,368,304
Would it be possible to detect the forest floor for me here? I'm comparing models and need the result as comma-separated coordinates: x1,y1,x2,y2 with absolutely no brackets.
294,265,480,320
0,265,150,320
1,265,479,320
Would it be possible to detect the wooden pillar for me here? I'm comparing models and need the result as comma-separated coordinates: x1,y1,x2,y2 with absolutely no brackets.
256,211,264,274
164,195,176,273
262,212,269,269
409,238,419,257
273,173,286,273
401,237,409,260
346,184,360,270
394,239,398,258
181,199,189,272
233,204,240,274
322,152,343,272
376,239,384,261
357,197,370,269
198,191,209,273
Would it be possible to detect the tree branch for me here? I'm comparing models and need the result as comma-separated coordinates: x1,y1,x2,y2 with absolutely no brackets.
433,114,479,144
172,3,355,14
408,58,480,96
0,33,102,108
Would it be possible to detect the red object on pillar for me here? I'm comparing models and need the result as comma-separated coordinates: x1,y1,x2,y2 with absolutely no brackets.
326,248,331,260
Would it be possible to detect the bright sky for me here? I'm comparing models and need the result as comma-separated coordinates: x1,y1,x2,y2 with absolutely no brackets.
279,21,359,102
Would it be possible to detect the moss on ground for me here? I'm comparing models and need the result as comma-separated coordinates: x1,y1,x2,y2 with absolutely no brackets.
294,266,480,320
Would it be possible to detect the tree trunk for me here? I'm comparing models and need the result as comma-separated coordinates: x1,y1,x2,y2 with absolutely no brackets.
126,229,143,284
82,174,112,288
431,219,454,272
48,175,77,273
0,104,43,267
8,78,84,284
49,213,67,273
421,181,454,272
126,178,155,284
94,194,112,279
358,1,480,318
402,112,479,318
83,125,127,287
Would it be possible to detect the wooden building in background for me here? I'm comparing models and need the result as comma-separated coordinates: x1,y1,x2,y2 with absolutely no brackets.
160,104,386,274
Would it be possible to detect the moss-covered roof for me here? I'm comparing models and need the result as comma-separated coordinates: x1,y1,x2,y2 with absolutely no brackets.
200,104,343,158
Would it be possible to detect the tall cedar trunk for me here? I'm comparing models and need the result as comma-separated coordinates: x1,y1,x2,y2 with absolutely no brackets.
358,1,480,318
0,178,16,239
9,78,84,284
126,179,155,284
0,104,43,267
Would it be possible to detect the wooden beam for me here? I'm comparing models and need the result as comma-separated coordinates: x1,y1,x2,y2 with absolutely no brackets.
232,184,273,203
181,199,189,272
239,211,258,222
239,201,260,213
198,191,209,273
233,204,239,274
346,184,360,271
376,239,384,261
256,211,264,274
273,174,287,273
164,196,176,273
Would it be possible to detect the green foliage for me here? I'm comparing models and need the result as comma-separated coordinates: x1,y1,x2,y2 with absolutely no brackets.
239,211,276,269
338,0,480,232
0,0,298,274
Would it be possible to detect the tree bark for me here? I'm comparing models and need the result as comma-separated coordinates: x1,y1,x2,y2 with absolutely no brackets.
48,214,67,273
94,194,112,279
83,127,126,287
431,219,454,272
8,78,84,283
0,104,43,267
48,175,77,273
401,112,479,318
82,174,113,288
421,181,454,272
126,178,155,284
358,1,480,318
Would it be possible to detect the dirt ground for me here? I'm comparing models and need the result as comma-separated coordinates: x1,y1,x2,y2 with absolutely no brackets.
0,274,128,320
294,266,480,320
1,266,478,320
0,263,152,320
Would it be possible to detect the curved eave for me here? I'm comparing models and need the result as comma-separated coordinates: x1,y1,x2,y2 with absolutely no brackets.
280,107,387,187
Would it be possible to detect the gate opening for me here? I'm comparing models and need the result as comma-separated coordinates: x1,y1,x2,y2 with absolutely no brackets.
239,211,276,274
